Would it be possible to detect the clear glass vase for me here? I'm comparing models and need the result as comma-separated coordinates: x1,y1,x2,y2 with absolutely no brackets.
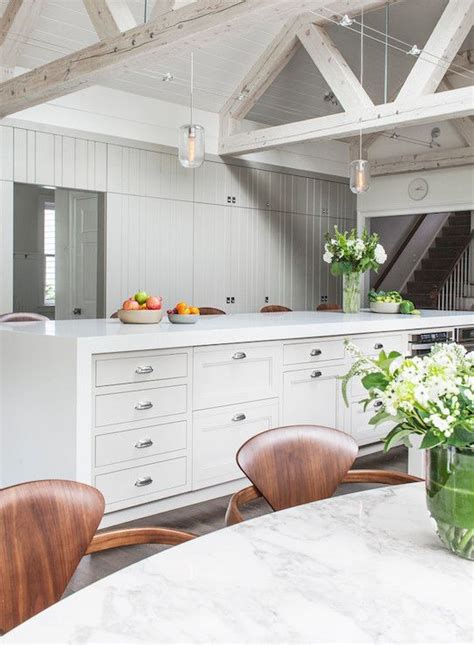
426,446,474,560
342,272,361,313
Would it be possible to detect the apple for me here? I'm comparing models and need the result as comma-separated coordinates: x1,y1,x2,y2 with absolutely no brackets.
134,290,148,305
123,299,140,311
146,296,162,310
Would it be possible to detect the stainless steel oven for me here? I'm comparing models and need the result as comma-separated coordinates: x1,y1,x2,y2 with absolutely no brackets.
456,326,474,352
408,329,454,356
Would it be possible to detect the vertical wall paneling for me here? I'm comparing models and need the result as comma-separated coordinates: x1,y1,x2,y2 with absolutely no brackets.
0,126,14,181
0,180,14,312
13,129,27,182
34,132,55,186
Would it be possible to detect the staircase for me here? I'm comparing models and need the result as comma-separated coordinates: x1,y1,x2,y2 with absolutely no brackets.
403,212,472,309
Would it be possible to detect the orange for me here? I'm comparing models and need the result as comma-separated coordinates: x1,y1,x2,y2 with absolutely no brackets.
175,301,187,309
189,306,200,315
176,303,188,315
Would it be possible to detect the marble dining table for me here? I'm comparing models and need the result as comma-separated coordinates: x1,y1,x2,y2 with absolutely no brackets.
4,482,473,644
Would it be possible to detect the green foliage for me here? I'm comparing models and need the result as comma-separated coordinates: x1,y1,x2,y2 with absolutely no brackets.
323,226,386,275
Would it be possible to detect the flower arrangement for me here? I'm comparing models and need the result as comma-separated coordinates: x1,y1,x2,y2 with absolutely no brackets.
323,227,387,276
342,341,474,450
343,341,474,559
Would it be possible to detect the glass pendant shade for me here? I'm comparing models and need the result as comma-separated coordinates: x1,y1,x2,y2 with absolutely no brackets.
179,124,205,168
349,159,371,194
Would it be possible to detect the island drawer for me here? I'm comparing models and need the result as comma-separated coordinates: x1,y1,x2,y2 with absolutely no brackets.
95,384,187,427
283,365,343,428
348,333,407,358
193,343,281,409
349,400,391,446
95,420,187,467
192,399,279,488
95,351,188,387
96,456,188,505
283,338,344,366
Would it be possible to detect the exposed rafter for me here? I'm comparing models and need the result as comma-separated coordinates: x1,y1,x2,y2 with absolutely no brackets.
0,0,43,81
439,78,474,147
297,22,373,113
0,0,333,118
371,146,474,176
83,0,136,39
396,0,474,102
219,86,473,156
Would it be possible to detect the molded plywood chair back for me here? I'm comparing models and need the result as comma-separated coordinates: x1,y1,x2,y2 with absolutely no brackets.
237,425,358,511
0,312,49,322
260,305,292,313
0,480,104,634
316,304,341,312
198,307,226,315
0,480,196,634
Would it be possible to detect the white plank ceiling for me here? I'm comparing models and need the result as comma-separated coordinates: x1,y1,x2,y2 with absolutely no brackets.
0,0,472,127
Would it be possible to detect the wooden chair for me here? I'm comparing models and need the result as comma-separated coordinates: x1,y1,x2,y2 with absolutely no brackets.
110,311,119,318
198,307,226,315
316,303,341,312
260,305,292,313
0,480,196,634
0,312,49,322
225,425,421,526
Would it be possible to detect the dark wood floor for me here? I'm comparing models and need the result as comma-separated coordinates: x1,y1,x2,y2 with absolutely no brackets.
66,446,408,596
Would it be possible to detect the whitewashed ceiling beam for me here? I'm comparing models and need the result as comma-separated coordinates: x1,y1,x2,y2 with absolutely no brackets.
83,0,136,39
0,0,328,118
371,146,474,176
297,22,373,112
219,86,473,156
0,0,43,80
396,0,474,102
149,0,175,20
439,77,474,147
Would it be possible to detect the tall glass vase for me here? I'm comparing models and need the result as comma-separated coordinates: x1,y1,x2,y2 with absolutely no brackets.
426,446,474,560
342,272,361,313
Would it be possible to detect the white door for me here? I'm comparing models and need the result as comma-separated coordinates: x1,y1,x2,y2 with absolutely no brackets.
55,191,98,320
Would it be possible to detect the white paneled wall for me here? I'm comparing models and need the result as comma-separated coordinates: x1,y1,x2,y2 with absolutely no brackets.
0,123,356,315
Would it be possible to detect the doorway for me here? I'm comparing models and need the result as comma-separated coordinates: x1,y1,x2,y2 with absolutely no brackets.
13,183,105,320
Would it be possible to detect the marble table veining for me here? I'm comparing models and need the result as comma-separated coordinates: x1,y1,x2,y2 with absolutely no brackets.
5,483,473,644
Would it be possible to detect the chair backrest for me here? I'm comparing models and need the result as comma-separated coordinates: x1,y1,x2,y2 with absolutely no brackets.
198,307,226,315
260,305,292,313
316,304,341,312
236,425,358,511
0,480,105,634
0,312,49,322
110,311,119,318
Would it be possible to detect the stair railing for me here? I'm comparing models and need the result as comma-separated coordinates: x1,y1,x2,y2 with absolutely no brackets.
438,236,473,310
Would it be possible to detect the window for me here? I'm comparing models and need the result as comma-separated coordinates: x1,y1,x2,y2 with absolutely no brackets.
43,202,55,306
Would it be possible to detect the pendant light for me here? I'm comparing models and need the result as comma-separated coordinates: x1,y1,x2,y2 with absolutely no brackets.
179,52,205,168
349,7,370,194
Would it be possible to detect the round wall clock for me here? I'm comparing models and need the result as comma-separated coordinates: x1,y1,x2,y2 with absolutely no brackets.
408,178,429,201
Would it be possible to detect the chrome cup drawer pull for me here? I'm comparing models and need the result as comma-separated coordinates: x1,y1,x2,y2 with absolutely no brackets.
310,348,322,357
135,365,154,374
232,413,247,422
134,476,153,487
373,401,383,409
135,401,153,411
374,343,384,350
232,352,247,360
135,438,153,449
311,370,322,378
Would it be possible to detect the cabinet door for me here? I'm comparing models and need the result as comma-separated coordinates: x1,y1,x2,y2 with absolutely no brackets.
193,203,231,312
349,400,391,446
283,365,343,429
193,399,279,488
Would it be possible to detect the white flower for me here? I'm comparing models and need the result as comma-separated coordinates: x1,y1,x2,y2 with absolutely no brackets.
374,244,387,265
323,251,333,264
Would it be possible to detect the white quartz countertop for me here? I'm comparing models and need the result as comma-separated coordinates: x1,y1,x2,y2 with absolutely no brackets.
0,310,472,352
4,483,472,644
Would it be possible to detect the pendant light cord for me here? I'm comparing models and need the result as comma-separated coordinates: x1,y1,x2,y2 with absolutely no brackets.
359,7,364,160
190,51,194,125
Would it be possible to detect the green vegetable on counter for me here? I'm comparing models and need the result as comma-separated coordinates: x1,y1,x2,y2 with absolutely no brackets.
368,289,403,304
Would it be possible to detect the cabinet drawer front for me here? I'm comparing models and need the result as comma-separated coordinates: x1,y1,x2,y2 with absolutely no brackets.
284,339,344,366
193,400,279,488
95,352,187,387
95,385,187,427
95,421,187,467
193,344,280,409
96,457,187,505
283,365,343,428
349,334,407,358
350,401,392,446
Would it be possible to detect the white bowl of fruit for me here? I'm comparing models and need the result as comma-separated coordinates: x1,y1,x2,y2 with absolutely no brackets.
118,291,163,324
167,302,200,324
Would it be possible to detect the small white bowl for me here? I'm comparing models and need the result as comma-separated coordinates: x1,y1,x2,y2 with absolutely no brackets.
168,313,199,324
118,309,164,324
370,302,401,314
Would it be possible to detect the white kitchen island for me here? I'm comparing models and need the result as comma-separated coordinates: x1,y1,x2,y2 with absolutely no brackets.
1,310,472,525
